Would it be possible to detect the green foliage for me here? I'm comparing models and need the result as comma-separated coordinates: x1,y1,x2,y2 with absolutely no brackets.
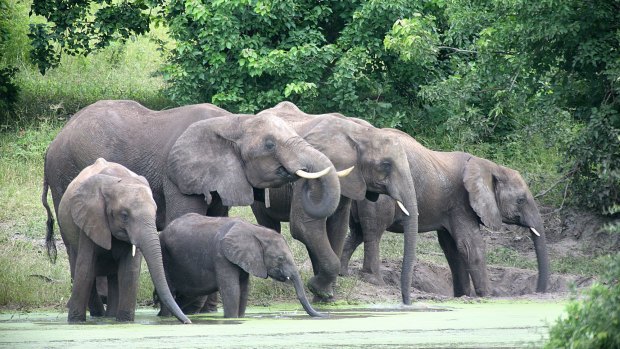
21,0,620,213
0,0,28,122
545,251,620,349
29,0,156,74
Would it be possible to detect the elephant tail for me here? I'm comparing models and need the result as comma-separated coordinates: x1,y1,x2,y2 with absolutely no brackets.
42,155,57,263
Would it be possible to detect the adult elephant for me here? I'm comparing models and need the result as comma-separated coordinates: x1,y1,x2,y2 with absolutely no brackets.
43,100,340,232
340,128,550,297
56,158,190,323
251,102,419,304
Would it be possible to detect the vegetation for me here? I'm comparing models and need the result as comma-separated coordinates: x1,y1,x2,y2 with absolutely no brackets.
26,0,620,215
545,249,620,349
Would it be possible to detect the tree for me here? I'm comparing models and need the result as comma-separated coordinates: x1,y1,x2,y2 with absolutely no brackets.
28,0,620,214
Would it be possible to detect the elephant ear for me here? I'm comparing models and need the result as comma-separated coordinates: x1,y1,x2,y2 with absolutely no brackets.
463,158,502,230
221,221,268,278
70,174,120,250
167,117,254,207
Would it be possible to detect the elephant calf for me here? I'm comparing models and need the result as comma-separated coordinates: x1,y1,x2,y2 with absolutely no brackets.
158,213,324,318
55,158,189,323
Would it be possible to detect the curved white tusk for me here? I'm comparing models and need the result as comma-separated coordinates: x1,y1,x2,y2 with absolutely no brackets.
295,167,331,179
132,245,136,257
336,166,355,177
530,227,541,237
397,201,410,216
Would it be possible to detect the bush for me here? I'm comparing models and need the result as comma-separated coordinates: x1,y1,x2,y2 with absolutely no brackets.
545,249,620,349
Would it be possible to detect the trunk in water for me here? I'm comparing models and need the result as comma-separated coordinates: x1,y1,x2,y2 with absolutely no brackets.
398,190,419,305
291,273,325,317
139,233,191,324
532,224,550,293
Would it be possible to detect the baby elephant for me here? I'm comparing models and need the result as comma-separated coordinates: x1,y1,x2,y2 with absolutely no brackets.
56,158,189,323
158,213,324,318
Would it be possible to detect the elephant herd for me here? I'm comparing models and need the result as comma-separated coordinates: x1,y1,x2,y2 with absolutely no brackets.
41,100,549,323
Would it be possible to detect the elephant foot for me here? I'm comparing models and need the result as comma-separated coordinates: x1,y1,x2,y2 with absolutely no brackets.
68,310,86,323
307,276,334,301
199,303,218,313
115,310,135,322
312,294,335,303
359,271,386,286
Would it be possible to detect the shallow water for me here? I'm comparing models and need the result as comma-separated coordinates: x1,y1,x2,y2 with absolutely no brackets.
0,301,565,348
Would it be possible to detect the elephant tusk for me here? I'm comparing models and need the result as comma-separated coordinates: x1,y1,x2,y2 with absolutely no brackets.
132,245,136,257
336,166,355,177
265,188,270,208
397,201,410,216
295,167,331,179
530,227,541,237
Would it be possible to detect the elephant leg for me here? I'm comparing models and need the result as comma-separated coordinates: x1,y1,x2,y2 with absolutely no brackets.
115,247,142,321
105,274,119,317
68,237,97,322
339,219,363,276
447,220,490,297
360,239,386,286
251,202,282,233
88,281,105,317
326,197,351,257
200,293,219,313
292,218,338,302
238,273,250,318
216,262,242,318
437,229,472,297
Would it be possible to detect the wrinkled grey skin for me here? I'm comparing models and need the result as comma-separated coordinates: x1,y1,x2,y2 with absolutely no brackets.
158,213,324,318
43,100,340,235
340,128,550,297
251,102,419,304
55,158,190,323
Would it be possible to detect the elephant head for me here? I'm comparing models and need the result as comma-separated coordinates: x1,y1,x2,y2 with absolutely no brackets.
70,172,191,323
220,221,324,317
463,157,549,293
167,113,341,218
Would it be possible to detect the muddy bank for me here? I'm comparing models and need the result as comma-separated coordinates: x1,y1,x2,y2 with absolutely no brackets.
340,208,617,303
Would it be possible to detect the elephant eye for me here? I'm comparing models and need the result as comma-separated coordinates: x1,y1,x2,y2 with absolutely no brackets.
264,139,276,151
380,160,392,173
517,197,526,205
120,210,129,222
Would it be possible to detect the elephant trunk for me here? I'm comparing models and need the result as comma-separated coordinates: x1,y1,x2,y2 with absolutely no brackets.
387,170,419,305
399,192,419,305
291,273,325,317
531,223,550,293
138,232,191,324
296,151,341,219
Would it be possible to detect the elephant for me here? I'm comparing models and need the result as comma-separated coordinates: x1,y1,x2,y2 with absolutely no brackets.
251,102,419,304
157,213,324,318
54,158,190,323
42,101,340,238
340,128,550,297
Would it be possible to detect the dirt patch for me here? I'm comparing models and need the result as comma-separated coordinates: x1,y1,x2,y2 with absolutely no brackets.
338,207,617,304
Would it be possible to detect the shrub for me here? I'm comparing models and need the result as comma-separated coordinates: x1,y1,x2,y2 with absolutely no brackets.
545,248,620,349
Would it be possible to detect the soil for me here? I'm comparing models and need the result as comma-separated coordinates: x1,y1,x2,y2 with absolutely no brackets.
337,207,619,304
